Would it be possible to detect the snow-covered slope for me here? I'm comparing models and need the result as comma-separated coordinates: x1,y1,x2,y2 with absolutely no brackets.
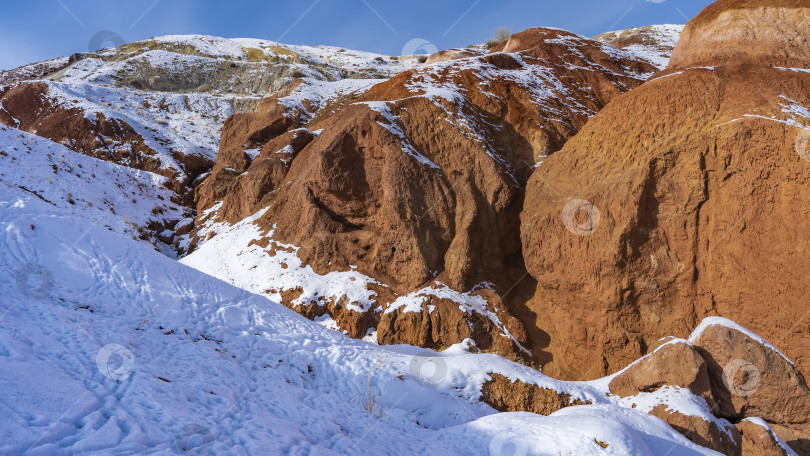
0,133,719,455
595,24,684,70
0,124,187,253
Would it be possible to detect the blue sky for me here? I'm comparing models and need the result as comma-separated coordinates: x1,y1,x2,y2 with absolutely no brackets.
0,0,715,70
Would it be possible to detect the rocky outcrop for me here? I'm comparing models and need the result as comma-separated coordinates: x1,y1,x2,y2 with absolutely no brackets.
520,0,810,382
690,321,810,424
609,341,715,408
480,373,591,415
737,419,798,456
193,27,656,359
691,320,810,454
648,405,741,455
604,318,810,454
377,289,528,358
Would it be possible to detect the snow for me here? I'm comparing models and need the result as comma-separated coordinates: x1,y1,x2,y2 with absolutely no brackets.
595,24,684,70
776,67,810,74
359,101,441,169
0,177,718,454
615,386,736,441
689,317,794,365
0,124,185,250
148,34,423,73
464,407,717,456
5,77,236,179
779,95,810,121
279,78,384,123
181,210,382,313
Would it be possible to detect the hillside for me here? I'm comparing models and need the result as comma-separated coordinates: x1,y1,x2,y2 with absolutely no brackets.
595,24,684,70
3,1,810,453
0,123,725,454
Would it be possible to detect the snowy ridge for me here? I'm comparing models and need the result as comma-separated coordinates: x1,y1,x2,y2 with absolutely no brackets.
688,317,794,365
49,34,420,99
280,78,385,123
349,37,648,182
149,34,424,72
595,24,684,70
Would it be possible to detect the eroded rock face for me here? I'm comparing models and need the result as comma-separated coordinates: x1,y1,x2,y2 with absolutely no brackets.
480,373,591,415
668,0,810,69
520,0,810,381
195,27,656,358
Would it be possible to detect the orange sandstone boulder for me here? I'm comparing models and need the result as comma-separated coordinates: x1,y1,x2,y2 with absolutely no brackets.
609,341,715,410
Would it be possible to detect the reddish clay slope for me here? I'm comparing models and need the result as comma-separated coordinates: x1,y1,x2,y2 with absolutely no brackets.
521,0,810,381
0,82,211,200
